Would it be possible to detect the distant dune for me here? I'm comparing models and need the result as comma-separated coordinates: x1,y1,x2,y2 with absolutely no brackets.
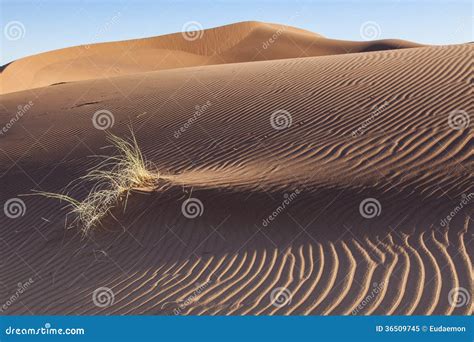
0,21,422,94
0,22,471,315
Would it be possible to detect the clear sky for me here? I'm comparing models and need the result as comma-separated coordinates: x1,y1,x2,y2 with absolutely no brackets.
1,0,472,64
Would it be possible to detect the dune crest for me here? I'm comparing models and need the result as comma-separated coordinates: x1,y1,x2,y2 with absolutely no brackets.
0,21,422,94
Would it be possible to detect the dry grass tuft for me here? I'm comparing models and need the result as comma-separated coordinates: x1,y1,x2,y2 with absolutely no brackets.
35,129,160,236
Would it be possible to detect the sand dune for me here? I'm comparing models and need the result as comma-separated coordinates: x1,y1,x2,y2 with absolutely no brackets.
0,21,422,95
0,24,472,315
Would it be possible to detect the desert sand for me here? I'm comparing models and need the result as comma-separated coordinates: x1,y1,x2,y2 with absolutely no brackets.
0,21,421,95
0,22,472,315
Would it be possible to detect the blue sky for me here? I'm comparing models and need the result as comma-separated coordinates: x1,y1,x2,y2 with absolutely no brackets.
1,0,472,64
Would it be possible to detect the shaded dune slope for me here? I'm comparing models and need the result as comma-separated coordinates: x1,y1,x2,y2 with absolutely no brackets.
0,21,422,94
0,43,472,315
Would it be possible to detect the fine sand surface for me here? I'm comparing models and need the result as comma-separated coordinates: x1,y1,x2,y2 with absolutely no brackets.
0,22,472,315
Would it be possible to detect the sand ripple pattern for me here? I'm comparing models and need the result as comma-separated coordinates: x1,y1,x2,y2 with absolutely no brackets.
0,44,472,315
0,216,471,315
